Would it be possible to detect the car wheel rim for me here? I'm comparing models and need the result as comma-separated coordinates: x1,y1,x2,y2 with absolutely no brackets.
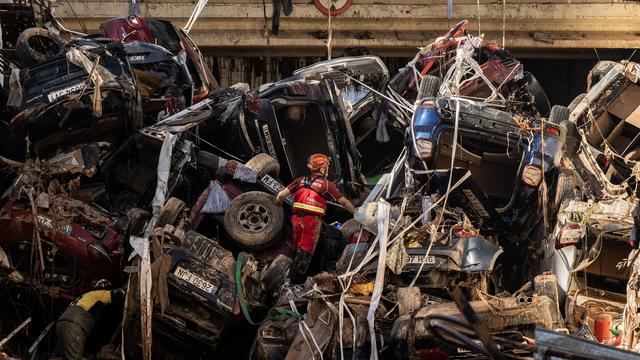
237,203,272,233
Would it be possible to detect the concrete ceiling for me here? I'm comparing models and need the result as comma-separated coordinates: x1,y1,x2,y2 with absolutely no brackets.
56,0,640,57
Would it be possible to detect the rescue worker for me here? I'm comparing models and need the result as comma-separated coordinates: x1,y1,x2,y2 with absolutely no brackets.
55,280,125,360
275,153,356,278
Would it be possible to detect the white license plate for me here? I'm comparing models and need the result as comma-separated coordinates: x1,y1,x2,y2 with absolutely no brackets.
407,255,436,264
260,174,293,203
47,83,84,103
174,266,216,294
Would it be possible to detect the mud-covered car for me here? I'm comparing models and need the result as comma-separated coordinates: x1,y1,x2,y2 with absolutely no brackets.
408,94,573,230
124,223,291,358
200,56,406,203
542,61,640,307
3,42,141,160
101,15,216,105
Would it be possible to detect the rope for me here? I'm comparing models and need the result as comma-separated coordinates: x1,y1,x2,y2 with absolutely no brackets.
477,0,481,36
326,1,333,60
184,0,209,34
502,0,506,48
409,98,462,287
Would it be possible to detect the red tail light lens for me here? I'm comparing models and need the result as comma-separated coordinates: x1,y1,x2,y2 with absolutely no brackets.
522,164,543,188
415,138,434,160
545,127,560,136
555,223,585,249
246,99,261,114
420,100,434,109
596,153,609,169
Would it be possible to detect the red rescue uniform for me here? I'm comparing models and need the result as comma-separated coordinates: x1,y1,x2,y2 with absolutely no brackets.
286,176,344,253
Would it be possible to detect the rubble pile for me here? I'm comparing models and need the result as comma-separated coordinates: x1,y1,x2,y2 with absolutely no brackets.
1,11,640,360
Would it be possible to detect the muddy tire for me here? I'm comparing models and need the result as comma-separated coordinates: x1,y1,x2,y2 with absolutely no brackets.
339,219,362,239
246,153,280,178
16,28,63,64
417,75,441,100
589,61,617,88
156,197,185,228
197,151,221,170
554,171,580,210
261,254,292,294
568,93,586,112
224,191,284,250
523,72,550,117
549,105,570,125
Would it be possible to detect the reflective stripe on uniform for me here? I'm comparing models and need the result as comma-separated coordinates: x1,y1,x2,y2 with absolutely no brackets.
292,202,325,215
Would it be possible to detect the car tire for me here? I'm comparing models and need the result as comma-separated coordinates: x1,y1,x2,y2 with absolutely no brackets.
196,151,221,170
339,219,362,238
523,72,550,117
554,171,580,211
589,61,617,88
224,191,284,250
16,28,63,64
245,153,280,178
548,105,570,124
156,197,185,228
568,93,586,112
417,75,441,100
261,254,292,295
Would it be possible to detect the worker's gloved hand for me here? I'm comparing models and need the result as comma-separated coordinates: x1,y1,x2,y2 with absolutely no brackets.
273,197,283,206
112,288,126,303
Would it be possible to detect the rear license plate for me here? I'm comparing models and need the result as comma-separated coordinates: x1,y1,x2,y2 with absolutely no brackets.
47,83,84,103
260,174,293,204
174,266,217,294
407,255,436,264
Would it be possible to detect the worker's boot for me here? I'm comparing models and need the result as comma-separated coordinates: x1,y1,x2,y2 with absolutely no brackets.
290,248,313,283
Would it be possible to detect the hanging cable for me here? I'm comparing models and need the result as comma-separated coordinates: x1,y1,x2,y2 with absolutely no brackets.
502,0,506,47
184,0,209,34
327,0,334,59
476,0,481,36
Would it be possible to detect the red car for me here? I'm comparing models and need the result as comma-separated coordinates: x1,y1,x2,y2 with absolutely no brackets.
101,15,217,104
0,194,129,300
390,20,550,116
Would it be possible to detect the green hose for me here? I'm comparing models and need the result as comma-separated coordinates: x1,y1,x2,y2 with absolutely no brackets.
236,252,260,325
235,252,298,326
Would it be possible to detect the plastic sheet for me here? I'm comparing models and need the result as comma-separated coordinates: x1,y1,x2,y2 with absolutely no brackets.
202,181,231,214
233,163,258,183
366,201,390,359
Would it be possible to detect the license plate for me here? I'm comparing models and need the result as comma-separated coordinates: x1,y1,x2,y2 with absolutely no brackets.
47,83,84,103
174,266,217,294
407,255,436,264
260,174,293,204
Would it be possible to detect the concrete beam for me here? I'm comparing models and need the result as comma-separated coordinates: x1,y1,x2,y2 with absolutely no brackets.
55,1,640,54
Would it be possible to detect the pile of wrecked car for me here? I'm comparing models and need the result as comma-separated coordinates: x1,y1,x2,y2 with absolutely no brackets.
1,11,640,360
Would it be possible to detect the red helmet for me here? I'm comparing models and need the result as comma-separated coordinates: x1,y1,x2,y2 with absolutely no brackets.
307,153,330,172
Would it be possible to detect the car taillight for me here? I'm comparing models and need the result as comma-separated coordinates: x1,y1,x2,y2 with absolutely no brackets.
420,100,434,108
246,99,260,114
597,153,609,170
522,164,542,187
555,223,585,249
545,126,560,136
415,138,434,160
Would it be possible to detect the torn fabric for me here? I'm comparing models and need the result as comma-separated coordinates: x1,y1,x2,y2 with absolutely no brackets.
65,48,116,117
367,201,390,359
7,67,22,108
